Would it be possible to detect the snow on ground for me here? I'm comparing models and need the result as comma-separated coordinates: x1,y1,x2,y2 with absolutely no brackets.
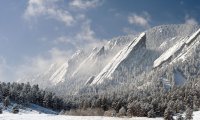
0,112,162,120
1,103,200,120
0,103,162,120
2,111,200,120
193,111,200,120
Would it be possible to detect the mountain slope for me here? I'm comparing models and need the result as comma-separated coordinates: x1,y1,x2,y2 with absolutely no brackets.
91,32,146,85
154,28,200,68
18,24,200,95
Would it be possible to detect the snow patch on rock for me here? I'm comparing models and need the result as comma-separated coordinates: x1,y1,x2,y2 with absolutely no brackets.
91,32,146,85
154,28,200,68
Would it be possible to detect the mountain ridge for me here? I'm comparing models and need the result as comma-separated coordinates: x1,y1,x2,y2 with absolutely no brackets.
18,24,200,95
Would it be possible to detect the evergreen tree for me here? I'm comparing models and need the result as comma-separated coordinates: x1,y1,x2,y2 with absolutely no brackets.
164,107,173,120
0,107,2,114
118,106,126,116
3,96,10,107
147,109,155,118
185,107,193,120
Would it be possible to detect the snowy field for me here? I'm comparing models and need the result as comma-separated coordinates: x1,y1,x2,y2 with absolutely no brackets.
0,103,160,120
2,111,200,120
1,111,200,120
0,112,162,120
1,103,200,120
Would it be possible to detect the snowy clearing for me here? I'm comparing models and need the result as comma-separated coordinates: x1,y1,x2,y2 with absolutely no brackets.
0,112,162,120
1,112,200,120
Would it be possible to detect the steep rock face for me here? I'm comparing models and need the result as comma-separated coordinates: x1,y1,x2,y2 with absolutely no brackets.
49,63,68,85
153,28,200,68
71,46,106,78
91,32,146,85
17,50,86,88
153,37,187,68
48,50,86,85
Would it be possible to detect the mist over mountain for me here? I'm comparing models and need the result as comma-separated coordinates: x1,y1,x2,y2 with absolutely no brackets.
17,24,200,97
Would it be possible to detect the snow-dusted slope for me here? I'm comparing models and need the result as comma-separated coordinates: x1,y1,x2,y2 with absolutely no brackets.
18,50,86,88
91,33,146,85
0,103,57,115
18,24,200,94
71,46,105,77
18,32,137,93
0,103,163,120
153,28,200,68
49,62,68,85
185,28,200,44
153,37,187,68
46,50,86,85
145,24,199,50
172,29,200,62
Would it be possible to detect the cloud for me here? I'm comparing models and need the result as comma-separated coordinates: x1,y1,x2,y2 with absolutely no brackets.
24,0,74,26
76,20,96,42
16,48,71,80
185,15,198,25
54,19,105,50
69,0,103,10
128,12,151,28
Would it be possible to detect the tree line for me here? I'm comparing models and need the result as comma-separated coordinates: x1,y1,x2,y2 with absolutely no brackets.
0,82,66,111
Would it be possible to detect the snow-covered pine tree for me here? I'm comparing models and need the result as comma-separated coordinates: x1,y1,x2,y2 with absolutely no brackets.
118,106,126,116
147,109,155,118
185,107,193,120
3,96,10,107
164,107,173,120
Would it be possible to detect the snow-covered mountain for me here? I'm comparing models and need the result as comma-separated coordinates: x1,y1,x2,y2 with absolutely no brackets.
90,32,146,85
154,28,200,68
18,24,200,95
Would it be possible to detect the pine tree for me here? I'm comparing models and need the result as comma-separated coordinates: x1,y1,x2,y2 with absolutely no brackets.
185,107,193,120
3,96,10,107
118,106,126,116
164,107,173,120
126,108,132,117
147,109,155,118
0,107,2,114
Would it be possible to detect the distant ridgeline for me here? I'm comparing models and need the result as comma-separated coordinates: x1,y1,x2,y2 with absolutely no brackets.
18,24,200,95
